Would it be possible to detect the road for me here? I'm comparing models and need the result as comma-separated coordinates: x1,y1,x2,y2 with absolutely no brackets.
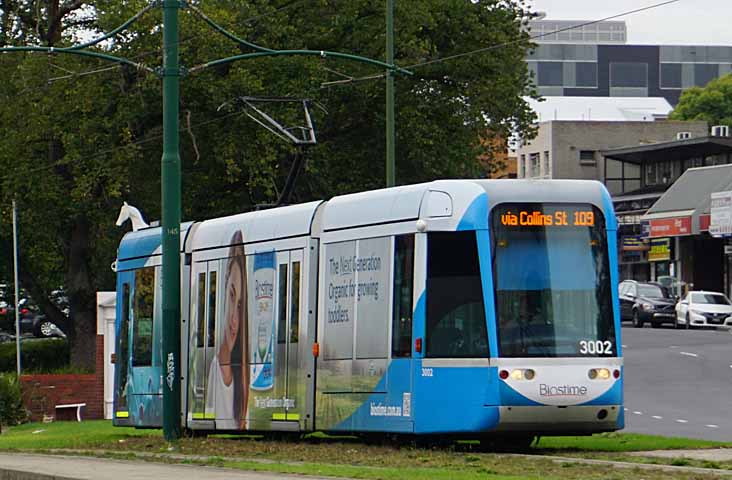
622,324,732,441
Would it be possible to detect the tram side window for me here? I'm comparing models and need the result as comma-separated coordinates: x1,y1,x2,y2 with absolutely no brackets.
392,235,414,357
196,272,205,348
290,262,300,344
207,271,217,348
132,267,155,366
426,232,488,358
277,264,288,344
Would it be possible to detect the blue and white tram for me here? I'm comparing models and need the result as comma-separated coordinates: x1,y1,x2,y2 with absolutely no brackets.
113,179,623,440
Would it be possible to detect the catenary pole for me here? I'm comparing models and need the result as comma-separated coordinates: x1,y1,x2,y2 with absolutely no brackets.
12,200,20,378
386,0,395,187
161,0,182,441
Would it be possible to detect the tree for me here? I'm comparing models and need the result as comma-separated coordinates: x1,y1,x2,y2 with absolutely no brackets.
0,0,537,370
670,74,732,126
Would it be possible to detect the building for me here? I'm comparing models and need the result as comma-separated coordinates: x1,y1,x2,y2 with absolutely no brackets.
516,120,708,190
527,19,732,105
602,136,732,288
526,96,673,123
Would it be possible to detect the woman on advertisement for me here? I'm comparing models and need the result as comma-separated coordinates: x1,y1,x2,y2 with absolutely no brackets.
206,231,249,429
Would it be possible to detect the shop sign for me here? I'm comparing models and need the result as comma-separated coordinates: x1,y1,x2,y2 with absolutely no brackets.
648,238,671,262
648,217,691,238
710,191,732,237
622,235,649,251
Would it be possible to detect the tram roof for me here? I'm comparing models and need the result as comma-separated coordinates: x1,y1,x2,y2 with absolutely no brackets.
117,221,193,261
322,179,614,231
190,201,323,251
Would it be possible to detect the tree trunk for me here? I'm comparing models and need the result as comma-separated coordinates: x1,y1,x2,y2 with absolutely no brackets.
67,215,96,370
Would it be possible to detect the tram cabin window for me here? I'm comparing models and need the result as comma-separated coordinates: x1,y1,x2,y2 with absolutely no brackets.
426,232,488,358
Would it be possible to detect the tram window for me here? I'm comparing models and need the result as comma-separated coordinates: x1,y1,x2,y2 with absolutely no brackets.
392,235,414,357
132,268,155,366
117,283,131,407
207,271,217,348
290,262,301,344
277,264,288,344
196,272,205,348
426,232,488,358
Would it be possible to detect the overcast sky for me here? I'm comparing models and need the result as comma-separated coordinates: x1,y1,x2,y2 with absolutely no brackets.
528,0,732,45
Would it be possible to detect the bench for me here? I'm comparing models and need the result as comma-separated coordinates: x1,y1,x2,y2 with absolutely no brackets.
55,403,86,422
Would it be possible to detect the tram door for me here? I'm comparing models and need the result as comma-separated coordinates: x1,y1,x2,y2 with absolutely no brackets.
187,261,219,426
113,277,132,425
273,250,304,425
127,266,163,427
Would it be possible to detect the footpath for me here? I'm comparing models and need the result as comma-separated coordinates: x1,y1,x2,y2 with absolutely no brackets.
0,453,336,480
2,449,732,479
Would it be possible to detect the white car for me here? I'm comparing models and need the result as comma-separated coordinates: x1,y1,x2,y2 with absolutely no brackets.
675,291,732,328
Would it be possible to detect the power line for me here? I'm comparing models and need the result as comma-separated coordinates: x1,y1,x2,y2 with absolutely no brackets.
0,110,248,183
406,0,683,70
321,0,683,87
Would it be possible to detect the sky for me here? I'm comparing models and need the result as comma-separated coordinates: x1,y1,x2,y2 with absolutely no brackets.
528,0,732,46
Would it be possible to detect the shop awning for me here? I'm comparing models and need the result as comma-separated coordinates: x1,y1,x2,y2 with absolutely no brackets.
602,136,732,164
641,164,732,237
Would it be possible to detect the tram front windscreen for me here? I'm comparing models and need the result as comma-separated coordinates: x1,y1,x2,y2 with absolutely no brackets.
491,203,616,358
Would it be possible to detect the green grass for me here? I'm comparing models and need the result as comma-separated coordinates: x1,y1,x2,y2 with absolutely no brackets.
0,420,159,450
535,432,732,452
1,422,730,480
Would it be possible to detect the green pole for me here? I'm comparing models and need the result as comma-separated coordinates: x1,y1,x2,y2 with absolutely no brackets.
161,0,182,441
386,0,395,187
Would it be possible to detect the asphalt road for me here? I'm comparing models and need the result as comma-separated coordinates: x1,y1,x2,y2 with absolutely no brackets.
622,323,732,441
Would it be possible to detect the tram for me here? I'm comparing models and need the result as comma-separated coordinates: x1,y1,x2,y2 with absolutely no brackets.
112,179,623,441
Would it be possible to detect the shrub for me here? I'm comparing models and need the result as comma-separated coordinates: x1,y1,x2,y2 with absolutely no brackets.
0,338,69,373
0,373,26,425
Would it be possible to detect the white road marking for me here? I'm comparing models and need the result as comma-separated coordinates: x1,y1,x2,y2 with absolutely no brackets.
622,344,627,348
624,408,629,411
651,415,663,420
670,345,678,349
633,411,643,415
676,419,688,423
679,351,698,357
706,424,719,429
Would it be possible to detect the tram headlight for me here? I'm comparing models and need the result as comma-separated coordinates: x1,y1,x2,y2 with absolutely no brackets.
509,369,536,381
588,368,611,380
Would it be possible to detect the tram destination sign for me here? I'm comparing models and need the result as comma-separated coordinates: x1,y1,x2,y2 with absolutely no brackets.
500,206,595,228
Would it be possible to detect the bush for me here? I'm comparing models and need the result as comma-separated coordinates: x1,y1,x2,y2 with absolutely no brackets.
0,338,69,373
0,374,26,425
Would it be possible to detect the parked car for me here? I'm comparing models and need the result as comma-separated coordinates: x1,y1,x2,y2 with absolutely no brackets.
0,297,64,338
618,280,677,328
675,291,732,329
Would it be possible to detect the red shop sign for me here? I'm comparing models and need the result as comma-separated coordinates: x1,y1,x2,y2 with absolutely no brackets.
649,216,692,237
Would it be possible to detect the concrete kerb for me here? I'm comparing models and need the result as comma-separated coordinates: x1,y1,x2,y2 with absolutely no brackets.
2,449,732,479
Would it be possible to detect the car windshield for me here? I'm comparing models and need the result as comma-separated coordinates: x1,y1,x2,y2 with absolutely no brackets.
691,293,730,305
637,285,665,298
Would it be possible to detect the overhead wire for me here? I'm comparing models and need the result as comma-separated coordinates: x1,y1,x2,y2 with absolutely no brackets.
321,0,684,87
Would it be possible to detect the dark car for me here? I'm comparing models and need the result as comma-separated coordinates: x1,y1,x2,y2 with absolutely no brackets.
618,280,677,328
0,297,64,338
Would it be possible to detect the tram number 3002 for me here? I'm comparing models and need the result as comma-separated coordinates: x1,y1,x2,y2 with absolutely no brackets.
578,340,613,355
421,368,434,377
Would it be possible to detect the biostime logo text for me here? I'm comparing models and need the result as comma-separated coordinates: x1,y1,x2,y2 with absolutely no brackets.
539,384,588,397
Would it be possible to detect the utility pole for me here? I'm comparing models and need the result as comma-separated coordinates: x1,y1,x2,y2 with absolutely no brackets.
12,200,20,378
386,0,396,187
161,0,182,441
